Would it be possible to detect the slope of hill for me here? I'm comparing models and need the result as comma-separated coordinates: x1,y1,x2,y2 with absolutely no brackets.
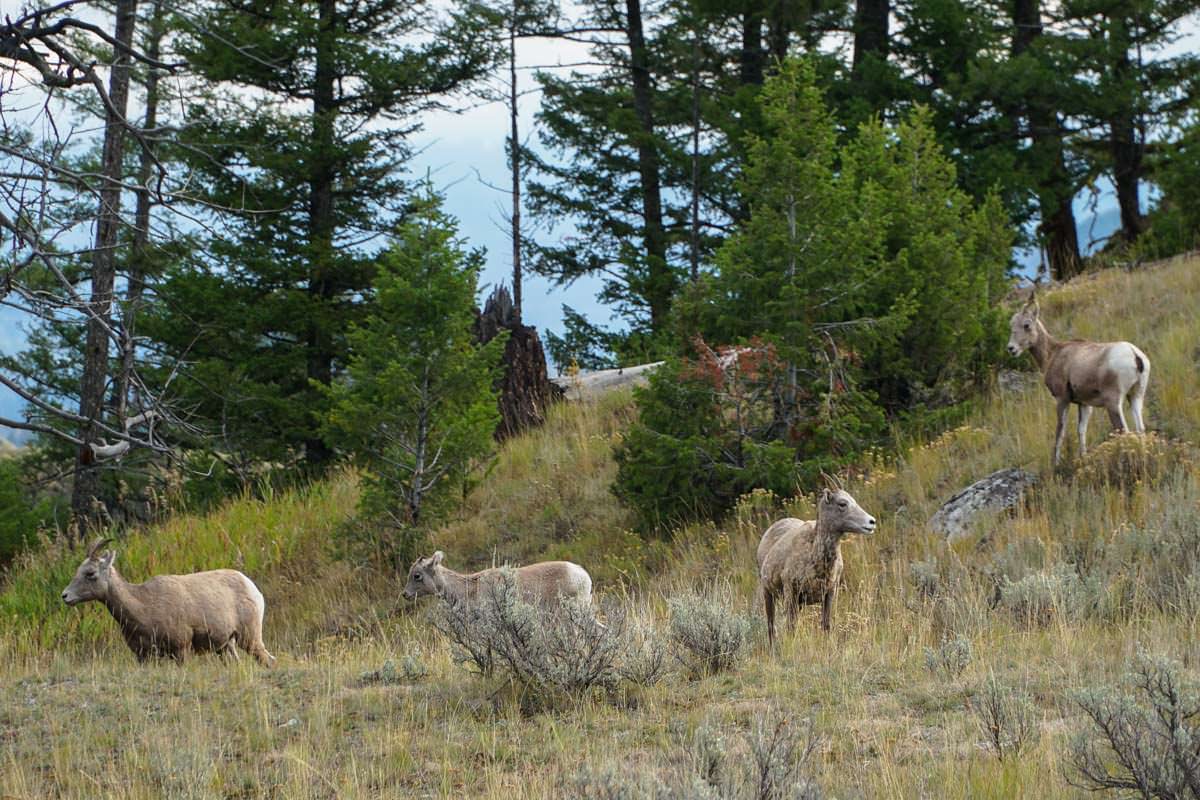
1,256,1198,798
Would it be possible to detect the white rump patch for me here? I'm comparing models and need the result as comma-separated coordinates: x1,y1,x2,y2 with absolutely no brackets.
241,573,266,620
566,563,593,603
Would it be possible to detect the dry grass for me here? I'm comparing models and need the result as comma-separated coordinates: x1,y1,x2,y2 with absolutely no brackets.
2,256,1200,798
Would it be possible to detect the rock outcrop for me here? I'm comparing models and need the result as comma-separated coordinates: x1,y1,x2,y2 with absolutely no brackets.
929,468,1038,541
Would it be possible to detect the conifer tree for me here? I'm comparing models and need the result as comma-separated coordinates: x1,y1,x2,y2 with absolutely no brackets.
1056,0,1200,244
617,59,1012,530
323,188,506,562
146,0,491,471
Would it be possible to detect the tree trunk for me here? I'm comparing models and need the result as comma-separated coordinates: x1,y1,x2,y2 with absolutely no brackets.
117,0,164,424
477,287,562,440
409,403,427,526
305,0,337,468
740,10,764,85
689,30,701,282
852,0,889,72
766,0,790,63
624,0,671,331
1012,0,1081,279
1112,113,1144,243
509,21,522,323
1108,15,1143,243
71,0,138,533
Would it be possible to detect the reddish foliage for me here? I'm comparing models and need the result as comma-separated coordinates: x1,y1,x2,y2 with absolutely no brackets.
679,335,784,392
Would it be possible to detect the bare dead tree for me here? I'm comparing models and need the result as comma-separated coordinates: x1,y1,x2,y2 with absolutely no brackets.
0,1,198,533
116,0,166,425
70,0,140,527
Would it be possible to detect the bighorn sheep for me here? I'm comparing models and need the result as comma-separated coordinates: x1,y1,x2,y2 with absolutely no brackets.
61,538,276,666
1007,292,1150,465
402,550,592,607
758,486,876,648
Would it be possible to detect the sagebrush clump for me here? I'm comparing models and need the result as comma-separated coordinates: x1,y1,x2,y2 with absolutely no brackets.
925,633,972,680
668,586,756,675
570,709,822,799
998,563,1087,627
358,653,428,685
973,675,1040,761
1068,479,1200,621
1069,652,1200,798
435,571,666,699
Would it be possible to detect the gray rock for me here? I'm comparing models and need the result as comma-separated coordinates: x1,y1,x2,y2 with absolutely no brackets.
930,468,1038,541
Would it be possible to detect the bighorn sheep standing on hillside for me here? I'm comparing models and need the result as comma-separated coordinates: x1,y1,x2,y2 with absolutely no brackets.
758,486,876,648
402,551,593,607
61,538,276,666
1007,292,1150,465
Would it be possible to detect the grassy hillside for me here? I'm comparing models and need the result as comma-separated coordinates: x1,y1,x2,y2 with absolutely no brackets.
1,256,1199,798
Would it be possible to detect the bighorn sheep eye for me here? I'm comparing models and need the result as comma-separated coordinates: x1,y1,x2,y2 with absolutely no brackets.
1023,322,1031,330
414,573,423,582
838,501,848,509
85,571,97,580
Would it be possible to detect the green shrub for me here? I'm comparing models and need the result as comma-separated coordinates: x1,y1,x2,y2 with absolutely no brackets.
614,60,1009,532
0,457,60,567
613,356,802,531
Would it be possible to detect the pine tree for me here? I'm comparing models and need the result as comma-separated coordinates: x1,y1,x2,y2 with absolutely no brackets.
323,188,506,562
1006,0,1084,278
1056,0,1200,245
0,0,193,528
527,0,680,347
683,59,886,443
528,0,851,356
617,59,1012,530
145,0,491,472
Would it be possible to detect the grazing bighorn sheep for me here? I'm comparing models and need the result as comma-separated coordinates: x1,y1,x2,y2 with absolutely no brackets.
402,550,592,607
757,485,876,648
61,538,276,666
1007,292,1150,465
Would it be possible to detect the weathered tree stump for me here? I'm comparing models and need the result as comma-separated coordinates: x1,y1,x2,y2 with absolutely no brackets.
477,287,563,440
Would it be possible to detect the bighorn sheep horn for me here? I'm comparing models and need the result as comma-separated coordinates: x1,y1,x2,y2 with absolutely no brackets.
87,537,114,560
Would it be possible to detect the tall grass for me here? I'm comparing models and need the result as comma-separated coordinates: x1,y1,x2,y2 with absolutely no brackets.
1,256,1199,798
0,473,364,662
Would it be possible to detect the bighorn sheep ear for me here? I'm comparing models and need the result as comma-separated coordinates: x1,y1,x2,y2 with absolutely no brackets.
431,550,444,566
820,488,833,504
99,549,116,569
86,537,113,560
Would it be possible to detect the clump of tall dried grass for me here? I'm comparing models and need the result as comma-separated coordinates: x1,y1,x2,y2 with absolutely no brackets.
1072,432,1196,493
